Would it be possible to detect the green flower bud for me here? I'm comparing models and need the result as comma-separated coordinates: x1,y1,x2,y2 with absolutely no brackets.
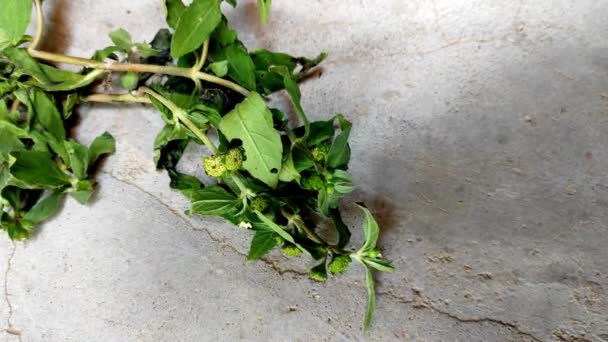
309,263,328,282
249,196,269,212
328,254,352,274
366,248,382,258
281,244,302,257
225,147,244,171
311,145,329,162
203,155,226,177
302,174,324,191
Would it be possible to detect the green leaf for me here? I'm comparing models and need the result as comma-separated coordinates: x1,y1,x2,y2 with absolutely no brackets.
247,230,278,262
64,141,89,180
219,92,282,188
250,49,297,73
208,60,228,77
330,169,355,194
278,149,300,183
31,90,65,141
364,257,395,272
71,190,93,204
357,204,379,253
34,65,105,92
329,208,351,249
190,186,240,216
109,29,133,51
0,0,32,50
163,0,186,30
327,114,352,169
120,71,138,90
62,93,81,120
171,0,222,58
254,212,311,257
168,172,203,192
89,132,116,164
274,67,310,138
363,264,376,332
10,151,71,188
210,18,236,47
225,44,257,90
305,120,335,147
257,0,272,24
23,191,63,224
2,47,51,84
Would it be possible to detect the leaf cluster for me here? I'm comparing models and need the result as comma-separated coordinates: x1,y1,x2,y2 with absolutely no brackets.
0,0,393,331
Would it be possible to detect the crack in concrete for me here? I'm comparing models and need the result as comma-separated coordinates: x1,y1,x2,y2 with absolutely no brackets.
377,290,543,341
100,172,309,279
3,242,22,340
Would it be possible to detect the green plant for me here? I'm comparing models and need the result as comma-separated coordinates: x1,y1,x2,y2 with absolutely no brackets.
0,0,394,331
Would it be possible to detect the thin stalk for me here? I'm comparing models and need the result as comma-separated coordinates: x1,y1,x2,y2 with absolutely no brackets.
193,40,209,71
31,0,44,51
27,49,249,97
281,209,326,246
140,87,219,154
85,93,151,104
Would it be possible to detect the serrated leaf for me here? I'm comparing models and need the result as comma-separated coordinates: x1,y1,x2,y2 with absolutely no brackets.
357,204,379,253
190,186,240,216
10,151,70,188
109,29,133,51
163,0,186,30
23,191,63,224
171,0,222,58
225,44,256,90
219,92,282,188
0,0,32,50
247,230,278,262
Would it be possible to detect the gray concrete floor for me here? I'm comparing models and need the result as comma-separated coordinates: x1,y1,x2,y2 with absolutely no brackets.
2,0,608,341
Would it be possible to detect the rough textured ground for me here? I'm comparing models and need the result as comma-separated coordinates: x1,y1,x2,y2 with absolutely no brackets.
2,0,608,341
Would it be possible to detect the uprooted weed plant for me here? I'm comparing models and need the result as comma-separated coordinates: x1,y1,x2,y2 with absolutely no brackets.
0,0,394,331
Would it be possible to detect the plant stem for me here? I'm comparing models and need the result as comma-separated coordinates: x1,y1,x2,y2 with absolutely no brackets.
27,49,250,97
31,0,44,51
281,209,331,247
140,87,219,154
27,0,249,97
85,93,151,104
193,40,209,71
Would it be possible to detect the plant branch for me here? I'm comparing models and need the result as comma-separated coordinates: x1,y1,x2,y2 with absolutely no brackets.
85,93,151,104
193,40,209,72
139,87,219,154
30,0,44,51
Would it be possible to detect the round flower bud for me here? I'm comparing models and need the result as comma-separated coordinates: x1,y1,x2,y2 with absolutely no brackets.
249,196,269,212
203,155,226,177
225,147,244,171
328,254,352,274
281,244,302,257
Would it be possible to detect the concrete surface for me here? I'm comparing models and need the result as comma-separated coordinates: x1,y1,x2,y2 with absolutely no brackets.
2,0,608,341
